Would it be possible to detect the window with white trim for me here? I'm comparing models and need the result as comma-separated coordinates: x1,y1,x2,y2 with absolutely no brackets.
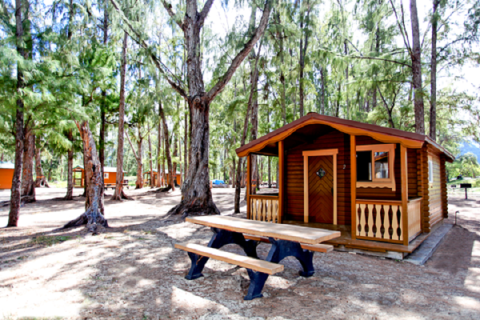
104,173,109,179
356,144,396,191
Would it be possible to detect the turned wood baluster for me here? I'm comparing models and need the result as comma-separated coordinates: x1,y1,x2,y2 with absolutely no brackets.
380,205,386,239
357,204,362,235
388,205,394,240
364,204,370,236
396,205,402,240
372,204,377,237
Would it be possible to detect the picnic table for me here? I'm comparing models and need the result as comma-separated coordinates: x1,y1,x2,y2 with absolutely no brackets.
175,215,340,300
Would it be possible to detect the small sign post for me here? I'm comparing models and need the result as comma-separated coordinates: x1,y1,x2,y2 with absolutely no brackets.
460,183,472,200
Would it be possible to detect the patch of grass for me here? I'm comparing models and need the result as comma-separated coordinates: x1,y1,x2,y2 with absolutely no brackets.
31,235,72,247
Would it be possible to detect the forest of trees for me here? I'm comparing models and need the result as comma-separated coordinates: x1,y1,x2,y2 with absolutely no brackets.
1,0,479,229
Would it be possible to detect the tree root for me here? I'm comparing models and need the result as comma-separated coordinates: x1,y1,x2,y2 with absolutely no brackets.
167,198,220,217
110,189,133,201
156,186,172,193
62,207,109,235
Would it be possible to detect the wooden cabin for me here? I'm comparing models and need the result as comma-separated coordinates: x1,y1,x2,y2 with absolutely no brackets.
73,166,126,188
73,165,84,188
236,113,454,258
144,170,182,186
0,163,15,189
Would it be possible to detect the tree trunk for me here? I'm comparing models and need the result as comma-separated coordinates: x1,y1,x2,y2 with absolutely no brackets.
63,121,108,233
65,130,74,200
21,131,36,202
184,100,188,186
136,131,144,189
112,32,130,200
156,105,162,187
99,0,108,184
7,0,26,227
298,0,310,118
410,0,425,134
429,0,439,140
274,11,287,125
320,66,326,114
163,0,271,216
34,136,49,188
159,101,175,191
148,123,154,187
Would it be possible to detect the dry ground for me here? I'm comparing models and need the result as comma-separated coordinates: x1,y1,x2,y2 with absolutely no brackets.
0,187,479,320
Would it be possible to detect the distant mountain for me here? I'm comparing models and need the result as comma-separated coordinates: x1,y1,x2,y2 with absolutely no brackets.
459,141,480,160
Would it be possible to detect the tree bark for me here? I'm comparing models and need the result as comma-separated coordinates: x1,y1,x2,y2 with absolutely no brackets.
112,32,130,200
162,0,271,216
99,0,108,184
298,0,311,118
8,0,27,227
21,131,35,202
156,105,162,187
65,130,74,200
429,0,439,140
159,101,175,191
410,0,425,134
274,11,287,125
63,121,108,233
34,136,49,188
147,123,154,187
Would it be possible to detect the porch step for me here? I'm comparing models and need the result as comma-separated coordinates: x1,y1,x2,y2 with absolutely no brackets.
403,223,453,265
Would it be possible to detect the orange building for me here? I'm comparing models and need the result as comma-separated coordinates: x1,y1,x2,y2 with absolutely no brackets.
0,163,15,189
73,166,126,189
144,170,182,187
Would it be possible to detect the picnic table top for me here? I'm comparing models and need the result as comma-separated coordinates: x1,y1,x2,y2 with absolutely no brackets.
185,215,341,245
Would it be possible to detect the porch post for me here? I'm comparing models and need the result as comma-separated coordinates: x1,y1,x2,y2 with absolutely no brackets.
247,153,251,219
350,135,357,240
278,141,284,223
401,145,409,245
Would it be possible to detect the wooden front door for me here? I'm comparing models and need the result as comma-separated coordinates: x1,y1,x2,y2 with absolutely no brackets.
308,155,334,223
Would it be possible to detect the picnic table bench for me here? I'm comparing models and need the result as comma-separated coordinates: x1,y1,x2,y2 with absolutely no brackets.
175,215,340,300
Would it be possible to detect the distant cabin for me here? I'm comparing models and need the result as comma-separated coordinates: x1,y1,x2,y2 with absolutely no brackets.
236,113,454,258
0,163,15,189
73,166,126,188
144,170,182,186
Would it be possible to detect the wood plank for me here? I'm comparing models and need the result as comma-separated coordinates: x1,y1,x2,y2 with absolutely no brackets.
350,135,357,240
175,243,284,275
279,140,285,223
243,234,334,253
186,216,341,244
247,154,251,219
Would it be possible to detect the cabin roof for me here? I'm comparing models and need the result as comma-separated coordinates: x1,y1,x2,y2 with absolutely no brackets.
0,163,14,169
236,113,454,161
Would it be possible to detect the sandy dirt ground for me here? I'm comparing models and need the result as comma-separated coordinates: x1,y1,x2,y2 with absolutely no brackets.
0,187,479,320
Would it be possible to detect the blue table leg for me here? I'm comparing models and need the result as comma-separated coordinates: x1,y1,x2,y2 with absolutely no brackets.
184,228,259,280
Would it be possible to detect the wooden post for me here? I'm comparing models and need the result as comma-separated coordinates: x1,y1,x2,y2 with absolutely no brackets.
278,141,284,223
303,154,308,223
247,154,251,219
401,145,409,245
350,135,357,240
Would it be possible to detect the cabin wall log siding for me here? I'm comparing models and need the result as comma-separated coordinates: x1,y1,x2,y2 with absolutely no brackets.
428,148,443,228
440,155,448,219
284,130,351,225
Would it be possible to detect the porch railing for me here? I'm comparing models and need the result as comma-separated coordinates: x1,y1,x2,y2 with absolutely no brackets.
355,200,404,243
249,195,280,223
407,198,422,241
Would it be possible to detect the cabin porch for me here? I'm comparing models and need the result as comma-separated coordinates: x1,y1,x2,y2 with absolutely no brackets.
247,191,426,255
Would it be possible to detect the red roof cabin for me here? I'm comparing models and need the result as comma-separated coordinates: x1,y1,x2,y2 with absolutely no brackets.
236,113,454,258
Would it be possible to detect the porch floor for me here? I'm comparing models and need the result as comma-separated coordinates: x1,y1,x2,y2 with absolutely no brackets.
282,220,429,254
